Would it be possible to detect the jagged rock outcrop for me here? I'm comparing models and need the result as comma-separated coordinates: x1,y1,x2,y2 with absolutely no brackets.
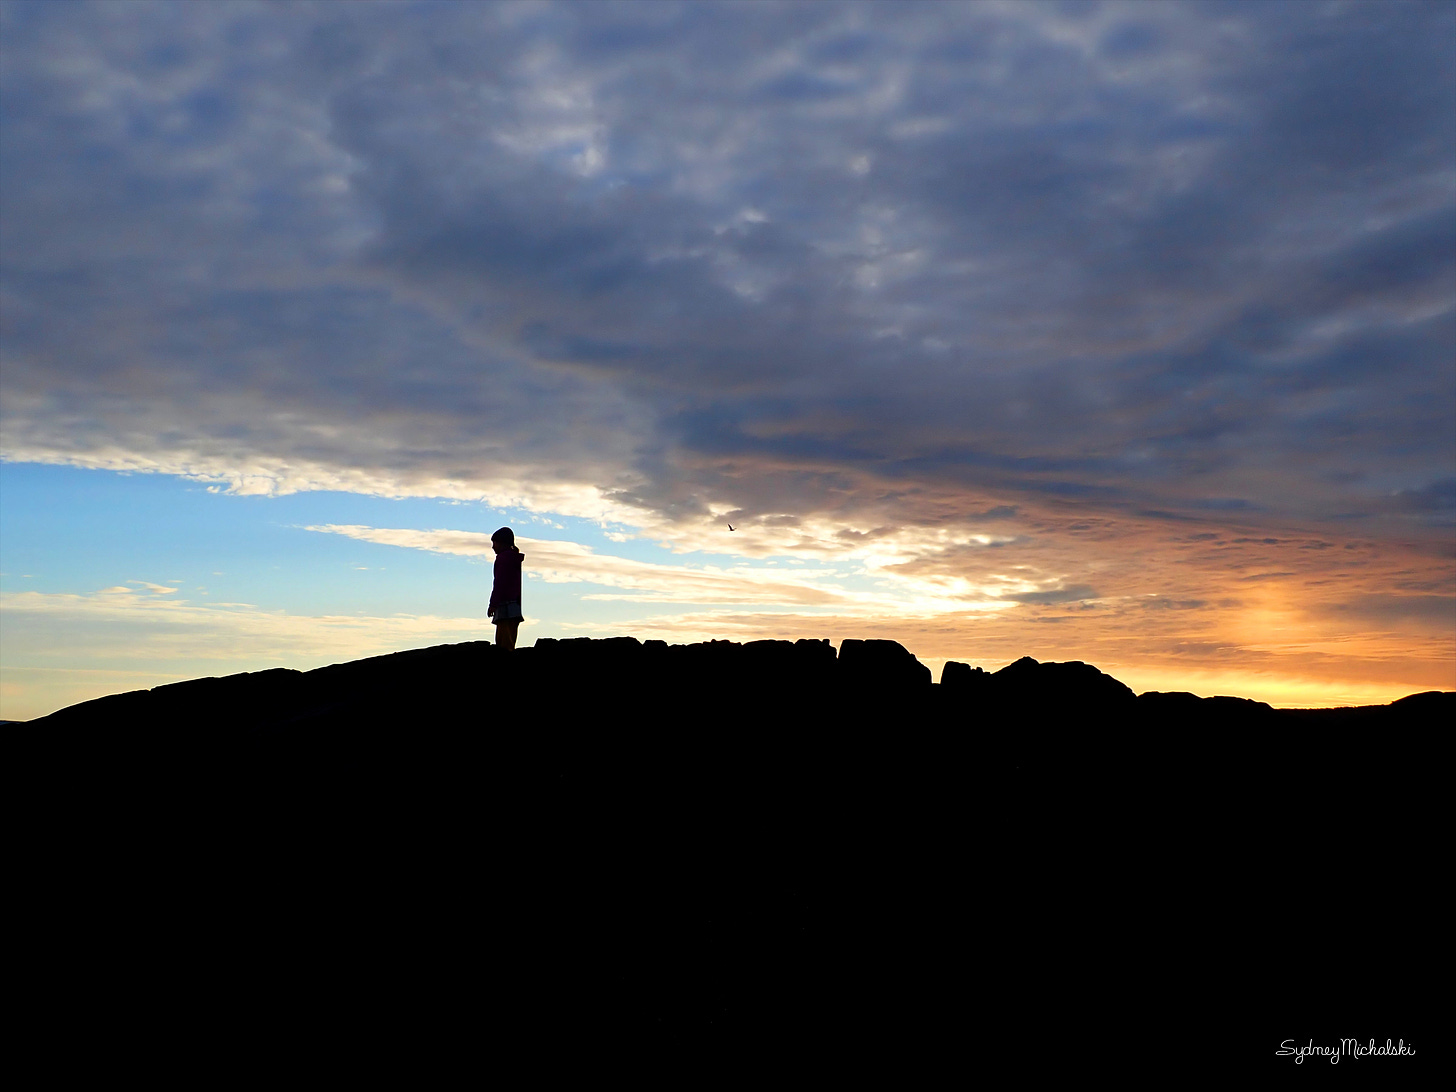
940,661,990,689
21,637,1451,730
24,636,902,729
838,638,933,693
941,654,1134,714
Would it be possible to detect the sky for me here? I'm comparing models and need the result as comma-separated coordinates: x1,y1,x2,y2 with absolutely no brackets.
1,0,1453,720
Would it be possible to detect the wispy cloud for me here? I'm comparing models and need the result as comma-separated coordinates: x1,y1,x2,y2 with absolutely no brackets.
125,580,180,595
306,523,915,610
1,587,488,655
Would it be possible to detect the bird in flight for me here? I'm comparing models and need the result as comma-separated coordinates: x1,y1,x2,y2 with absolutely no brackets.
727,524,736,531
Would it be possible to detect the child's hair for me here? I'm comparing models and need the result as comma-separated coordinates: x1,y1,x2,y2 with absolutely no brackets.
491,526,515,548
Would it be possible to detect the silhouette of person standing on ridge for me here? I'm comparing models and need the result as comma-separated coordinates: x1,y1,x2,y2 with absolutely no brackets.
488,527,525,651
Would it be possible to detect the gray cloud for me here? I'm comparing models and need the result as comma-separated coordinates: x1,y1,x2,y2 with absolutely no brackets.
1141,598,1209,612
1327,595,1456,627
2,0,1452,546
1008,584,1098,606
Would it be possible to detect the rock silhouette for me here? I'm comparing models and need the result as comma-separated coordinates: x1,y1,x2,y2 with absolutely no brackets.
14,637,1447,1038
19,637,1447,729
941,654,1137,717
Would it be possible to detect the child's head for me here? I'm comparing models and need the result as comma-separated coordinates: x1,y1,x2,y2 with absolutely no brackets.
491,526,515,553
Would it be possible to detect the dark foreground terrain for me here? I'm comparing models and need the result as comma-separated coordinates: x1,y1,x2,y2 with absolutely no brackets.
15,638,1447,1044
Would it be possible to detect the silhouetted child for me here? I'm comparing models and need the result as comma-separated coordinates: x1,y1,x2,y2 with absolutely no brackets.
488,527,525,651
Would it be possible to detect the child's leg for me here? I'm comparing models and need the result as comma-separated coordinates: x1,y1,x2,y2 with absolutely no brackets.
496,620,519,651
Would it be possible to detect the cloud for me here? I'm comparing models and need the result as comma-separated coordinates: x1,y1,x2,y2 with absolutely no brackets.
305,523,1010,613
1,0,1449,547
127,581,180,595
1007,584,1098,605
1327,595,1456,626
0,586,491,668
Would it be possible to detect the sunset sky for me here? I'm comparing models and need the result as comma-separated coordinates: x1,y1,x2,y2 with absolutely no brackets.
2,0,1452,720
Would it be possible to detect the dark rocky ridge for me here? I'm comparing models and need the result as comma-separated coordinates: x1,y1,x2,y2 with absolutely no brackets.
16,637,1446,1037
18,636,1452,728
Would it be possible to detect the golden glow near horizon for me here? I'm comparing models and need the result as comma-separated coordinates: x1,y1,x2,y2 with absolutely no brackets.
297,506,1454,709
3,496,1449,719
